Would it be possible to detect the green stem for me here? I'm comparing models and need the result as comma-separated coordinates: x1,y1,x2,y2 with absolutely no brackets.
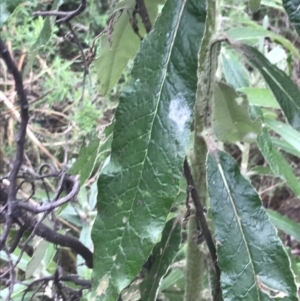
184,213,204,301
184,0,218,300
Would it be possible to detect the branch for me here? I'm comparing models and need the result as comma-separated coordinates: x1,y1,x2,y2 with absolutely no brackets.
0,38,29,248
33,0,87,24
183,158,221,301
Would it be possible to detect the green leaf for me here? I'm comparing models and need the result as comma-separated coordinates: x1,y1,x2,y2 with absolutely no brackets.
238,87,279,108
271,137,300,158
261,0,283,10
282,0,300,37
26,239,49,279
213,81,262,143
257,128,300,197
264,119,300,154
226,27,300,60
267,209,300,243
70,138,101,185
230,41,300,131
249,165,274,176
207,150,298,300
249,0,261,12
159,268,185,292
140,218,181,301
95,0,166,95
221,48,250,89
69,123,113,185
91,0,206,299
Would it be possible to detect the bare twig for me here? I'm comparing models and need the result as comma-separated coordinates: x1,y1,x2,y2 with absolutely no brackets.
33,0,87,24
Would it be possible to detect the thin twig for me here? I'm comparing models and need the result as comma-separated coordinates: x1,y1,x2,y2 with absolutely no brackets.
33,0,87,24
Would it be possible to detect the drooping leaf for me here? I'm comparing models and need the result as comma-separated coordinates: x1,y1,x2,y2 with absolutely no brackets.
267,209,300,243
221,48,250,89
257,128,300,197
91,0,206,299
229,41,300,131
213,81,262,143
238,87,279,108
207,150,298,300
282,0,300,37
95,0,166,95
226,26,300,60
140,218,181,301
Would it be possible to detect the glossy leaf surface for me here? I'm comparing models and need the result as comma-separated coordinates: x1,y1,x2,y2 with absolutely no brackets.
207,150,298,300
91,0,206,299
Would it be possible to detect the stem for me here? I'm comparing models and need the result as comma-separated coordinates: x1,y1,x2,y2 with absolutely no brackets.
184,213,204,301
185,0,218,299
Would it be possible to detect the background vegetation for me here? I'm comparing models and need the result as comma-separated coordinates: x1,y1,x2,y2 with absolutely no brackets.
1,0,300,300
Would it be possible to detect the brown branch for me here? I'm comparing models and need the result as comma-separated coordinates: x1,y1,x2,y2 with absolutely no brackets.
33,0,87,24
0,38,29,249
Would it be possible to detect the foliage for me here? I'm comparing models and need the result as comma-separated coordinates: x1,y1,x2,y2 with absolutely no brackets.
2,0,300,300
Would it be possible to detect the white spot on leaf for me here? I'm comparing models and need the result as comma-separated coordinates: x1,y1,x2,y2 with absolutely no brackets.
168,93,191,132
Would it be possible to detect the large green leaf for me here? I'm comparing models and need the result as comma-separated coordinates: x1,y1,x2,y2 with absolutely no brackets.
140,218,181,301
91,0,206,299
230,41,300,131
213,81,262,143
207,150,298,300
282,0,300,37
95,0,166,95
